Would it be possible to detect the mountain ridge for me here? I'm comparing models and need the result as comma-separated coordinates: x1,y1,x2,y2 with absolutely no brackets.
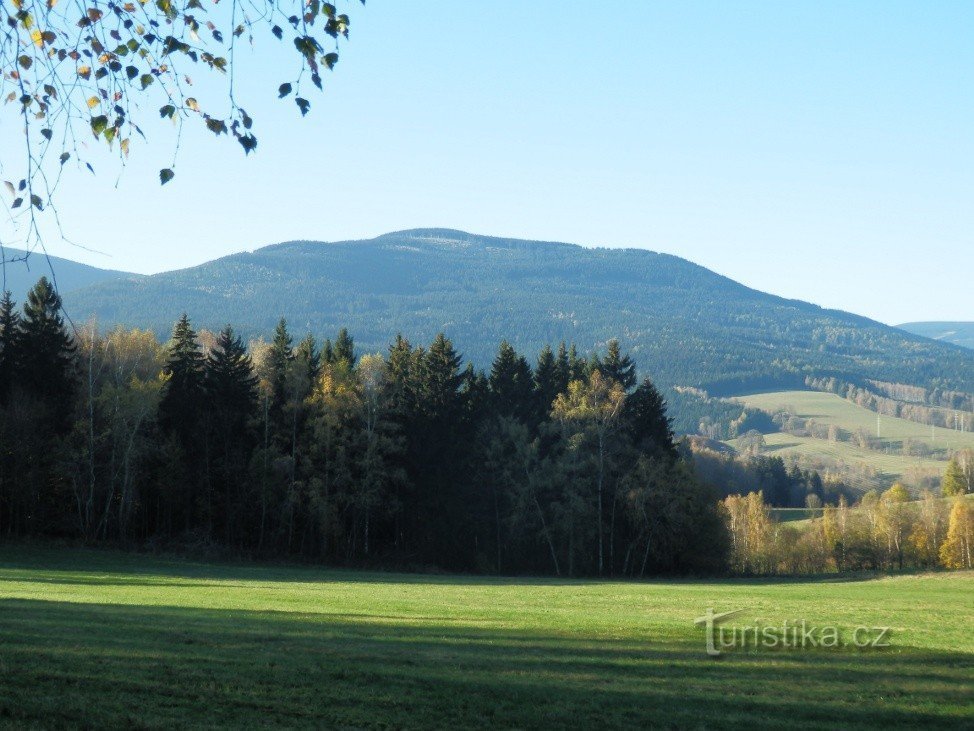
898,321,974,350
31,229,974,428
1,247,139,300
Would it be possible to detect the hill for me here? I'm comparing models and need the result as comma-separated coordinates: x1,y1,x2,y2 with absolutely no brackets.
726,390,973,492
898,322,974,350
0,247,138,301
62,230,974,415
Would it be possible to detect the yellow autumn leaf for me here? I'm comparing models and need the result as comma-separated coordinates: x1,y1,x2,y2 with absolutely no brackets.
120,138,130,157
12,0,21,8
30,28,43,46
77,65,91,79
86,96,100,109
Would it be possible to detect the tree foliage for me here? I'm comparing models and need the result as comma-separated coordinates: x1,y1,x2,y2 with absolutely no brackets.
1,0,361,249
0,277,728,576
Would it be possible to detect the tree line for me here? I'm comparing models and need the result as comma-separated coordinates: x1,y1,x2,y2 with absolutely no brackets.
0,277,727,576
724,487,974,574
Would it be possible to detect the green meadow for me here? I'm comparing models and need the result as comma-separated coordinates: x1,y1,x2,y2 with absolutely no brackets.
733,391,974,453
726,390,974,491
0,547,971,728
738,431,938,490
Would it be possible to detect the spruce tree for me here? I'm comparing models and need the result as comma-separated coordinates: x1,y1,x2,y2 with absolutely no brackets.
16,277,76,428
158,314,207,531
621,378,676,459
534,344,562,423
488,341,534,422
204,325,258,544
423,334,464,415
942,458,968,497
295,333,321,385
334,328,355,366
268,317,294,420
554,342,571,393
206,325,259,417
322,338,335,365
567,343,586,382
0,291,20,404
599,339,637,391
159,314,206,438
412,333,469,564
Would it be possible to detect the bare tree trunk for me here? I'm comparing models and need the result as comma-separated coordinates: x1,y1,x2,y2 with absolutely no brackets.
597,431,604,575
493,485,501,574
259,393,268,551
639,505,652,577
533,496,560,576
609,488,617,575
85,338,96,540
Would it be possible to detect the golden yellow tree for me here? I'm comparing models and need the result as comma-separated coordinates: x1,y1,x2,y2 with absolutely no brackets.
939,498,974,569
908,490,948,568
878,483,914,570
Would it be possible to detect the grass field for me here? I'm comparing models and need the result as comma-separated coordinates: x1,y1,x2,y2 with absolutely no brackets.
0,547,971,728
733,391,974,453
726,391,973,491
731,431,939,491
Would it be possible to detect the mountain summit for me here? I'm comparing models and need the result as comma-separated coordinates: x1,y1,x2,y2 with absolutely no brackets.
63,229,974,402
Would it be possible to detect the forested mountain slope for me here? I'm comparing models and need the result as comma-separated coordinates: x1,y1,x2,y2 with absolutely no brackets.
67,229,974,396
1,248,138,299
898,322,974,350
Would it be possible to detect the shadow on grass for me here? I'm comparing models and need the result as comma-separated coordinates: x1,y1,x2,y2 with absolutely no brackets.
0,544,911,588
0,598,970,729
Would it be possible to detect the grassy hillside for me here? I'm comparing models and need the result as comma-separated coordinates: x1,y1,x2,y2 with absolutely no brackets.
734,391,974,454
0,547,971,728
898,322,974,350
731,432,940,492
724,390,974,492
0,247,138,299
65,229,974,402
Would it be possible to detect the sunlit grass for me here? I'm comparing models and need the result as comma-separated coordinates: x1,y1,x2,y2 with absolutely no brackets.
0,546,971,728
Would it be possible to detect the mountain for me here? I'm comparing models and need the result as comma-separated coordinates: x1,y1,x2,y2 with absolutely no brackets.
1,248,139,302
62,229,974,408
898,322,974,350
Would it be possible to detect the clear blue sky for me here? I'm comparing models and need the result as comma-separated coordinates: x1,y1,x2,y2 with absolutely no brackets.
11,1,974,325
